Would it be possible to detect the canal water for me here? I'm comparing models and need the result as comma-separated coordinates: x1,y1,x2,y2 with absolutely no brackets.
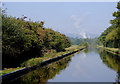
10,47,120,83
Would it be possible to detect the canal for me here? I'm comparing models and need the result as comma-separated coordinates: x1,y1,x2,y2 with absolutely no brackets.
8,47,120,83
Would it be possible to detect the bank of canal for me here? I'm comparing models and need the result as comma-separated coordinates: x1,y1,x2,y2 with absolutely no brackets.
1,45,84,76
48,47,119,82
2,47,120,83
2,46,85,83
98,46,120,56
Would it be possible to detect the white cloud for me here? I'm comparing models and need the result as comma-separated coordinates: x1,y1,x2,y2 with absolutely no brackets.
70,14,89,38
80,32,87,38
72,53,89,77
71,14,89,29
71,15,83,29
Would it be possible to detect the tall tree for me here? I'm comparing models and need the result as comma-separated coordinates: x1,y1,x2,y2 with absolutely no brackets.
98,2,120,48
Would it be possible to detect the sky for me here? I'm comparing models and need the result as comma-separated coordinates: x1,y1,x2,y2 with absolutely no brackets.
3,2,118,38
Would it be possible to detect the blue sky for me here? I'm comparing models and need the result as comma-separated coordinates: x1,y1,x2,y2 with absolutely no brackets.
4,2,117,37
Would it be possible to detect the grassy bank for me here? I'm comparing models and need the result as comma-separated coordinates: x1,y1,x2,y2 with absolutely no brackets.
0,67,23,76
98,46,120,56
1,45,85,76
20,45,84,67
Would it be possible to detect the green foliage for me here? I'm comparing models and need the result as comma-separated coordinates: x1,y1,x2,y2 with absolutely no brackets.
79,41,89,48
69,37,83,45
98,2,120,49
2,14,71,67
20,45,81,67
1,67,23,76
105,28,120,48
98,26,114,46
69,37,97,47
117,2,120,9
44,29,71,52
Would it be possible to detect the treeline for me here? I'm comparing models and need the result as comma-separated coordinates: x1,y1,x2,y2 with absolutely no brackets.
69,37,97,47
2,14,71,67
98,2,120,49
79,41,89,48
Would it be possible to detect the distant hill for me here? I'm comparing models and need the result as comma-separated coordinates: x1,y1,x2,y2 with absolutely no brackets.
68,37,98,46
65,33,99,39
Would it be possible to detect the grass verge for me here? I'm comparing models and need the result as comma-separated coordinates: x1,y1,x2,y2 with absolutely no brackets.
1,45,85,76
98,46,120,56
0,67,23,76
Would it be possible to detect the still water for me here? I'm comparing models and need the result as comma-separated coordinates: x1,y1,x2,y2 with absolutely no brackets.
10,47,120,83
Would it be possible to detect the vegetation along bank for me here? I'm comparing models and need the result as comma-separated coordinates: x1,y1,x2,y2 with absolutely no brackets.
2,8,87,75
98,2,120,49
2,13,71,68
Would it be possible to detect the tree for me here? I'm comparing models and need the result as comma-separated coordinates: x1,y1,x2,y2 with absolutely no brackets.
79,41,89,48
98,2,120,49
2,9,71,67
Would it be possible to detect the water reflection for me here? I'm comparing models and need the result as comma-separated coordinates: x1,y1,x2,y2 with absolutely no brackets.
98,48,120,83
49,47,115,82
6,47,119,83
84,47,98,54
10,53,76,84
